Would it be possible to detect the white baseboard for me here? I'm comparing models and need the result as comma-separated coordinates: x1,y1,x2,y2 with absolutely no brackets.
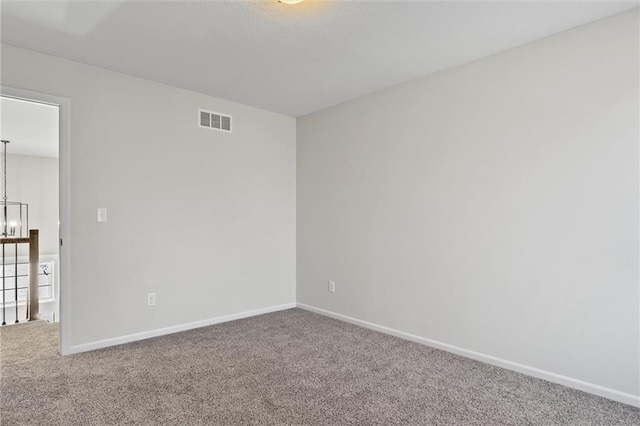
69,302,296,354
296,302,640,408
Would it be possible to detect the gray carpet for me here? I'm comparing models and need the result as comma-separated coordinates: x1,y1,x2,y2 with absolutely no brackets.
1,308,638,425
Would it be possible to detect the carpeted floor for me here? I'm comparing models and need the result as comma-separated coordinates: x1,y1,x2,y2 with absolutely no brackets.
1,309,639,425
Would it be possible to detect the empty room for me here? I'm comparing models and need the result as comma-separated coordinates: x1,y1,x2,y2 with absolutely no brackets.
0,1,638,425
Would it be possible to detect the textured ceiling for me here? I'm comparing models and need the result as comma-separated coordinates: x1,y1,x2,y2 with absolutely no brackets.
1,1,636,117
0,97,59,158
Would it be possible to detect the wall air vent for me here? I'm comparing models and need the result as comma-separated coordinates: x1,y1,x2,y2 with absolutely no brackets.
199,109,232,133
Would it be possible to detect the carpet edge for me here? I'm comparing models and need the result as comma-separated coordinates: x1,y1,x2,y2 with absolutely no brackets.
68,302,296,354
296,302,640,408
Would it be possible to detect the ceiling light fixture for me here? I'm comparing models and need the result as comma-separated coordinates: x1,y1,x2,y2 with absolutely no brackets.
0,140,28,239
278,0,304,4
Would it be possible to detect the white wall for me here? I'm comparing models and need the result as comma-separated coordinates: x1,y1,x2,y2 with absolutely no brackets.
7,154,60,322
297,9,639,400
7,154,59,256
1,44,297,348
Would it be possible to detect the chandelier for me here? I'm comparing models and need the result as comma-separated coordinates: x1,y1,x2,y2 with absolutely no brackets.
0,140,28,238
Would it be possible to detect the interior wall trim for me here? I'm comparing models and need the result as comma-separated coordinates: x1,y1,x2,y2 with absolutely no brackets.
69,302,296,354
296,302,640,408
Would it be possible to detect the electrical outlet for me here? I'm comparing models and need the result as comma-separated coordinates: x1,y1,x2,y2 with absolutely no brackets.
328,280,336,293
147,293,156,307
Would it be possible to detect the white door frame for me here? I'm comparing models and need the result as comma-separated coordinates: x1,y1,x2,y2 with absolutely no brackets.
1,86,72,355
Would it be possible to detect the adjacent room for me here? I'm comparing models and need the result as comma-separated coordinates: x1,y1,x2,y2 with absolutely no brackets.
0,96,60,326
0,1,638,425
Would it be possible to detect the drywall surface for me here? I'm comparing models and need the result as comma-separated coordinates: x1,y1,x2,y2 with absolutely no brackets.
1,44,296,347
6,154,59,256
297,10,639,397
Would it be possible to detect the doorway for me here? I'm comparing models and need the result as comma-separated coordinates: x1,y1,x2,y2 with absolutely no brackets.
0,87,71,355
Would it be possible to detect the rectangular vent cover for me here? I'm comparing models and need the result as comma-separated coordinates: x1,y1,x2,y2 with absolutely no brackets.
199,109,232,133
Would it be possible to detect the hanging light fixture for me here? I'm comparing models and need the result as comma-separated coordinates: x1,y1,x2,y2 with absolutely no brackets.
278,0,304,4
0,140,28,239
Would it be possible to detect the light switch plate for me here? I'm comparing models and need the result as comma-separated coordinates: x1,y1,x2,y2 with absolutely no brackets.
97,208,107,223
